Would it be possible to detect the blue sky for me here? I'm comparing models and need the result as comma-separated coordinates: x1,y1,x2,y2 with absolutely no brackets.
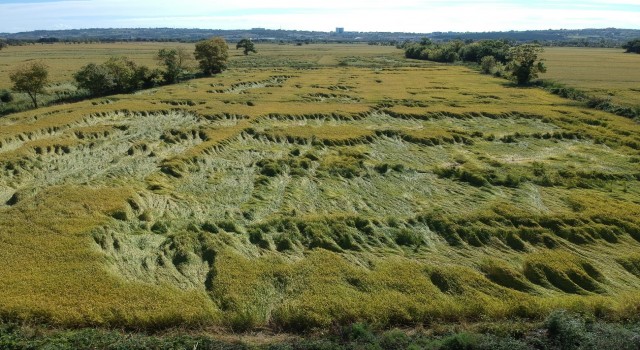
0,0,638,33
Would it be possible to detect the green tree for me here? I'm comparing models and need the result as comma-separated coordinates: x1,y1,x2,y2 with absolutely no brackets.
9,61,49,108
73,63,115,96
102,56,138,92
506,44,546,85
194,37,229,75
480,55,497,74
157,47,191,84
74,57,160,97
623,39,640,54
236,38,257,55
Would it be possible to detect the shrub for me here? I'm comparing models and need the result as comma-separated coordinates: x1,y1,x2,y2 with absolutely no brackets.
545,310,587,350
480,56,497,74
342,322,376,344
439,332,479,349
379,329,411,350
0,90,13,103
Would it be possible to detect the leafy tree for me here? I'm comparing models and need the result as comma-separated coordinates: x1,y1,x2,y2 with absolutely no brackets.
157,47,191,84
623,39,640,54
480,55,497,74
194,37,229,75
9,61,49,108
404,39,502,64
0,41,6,50
459,40,510,63
506,44,546,85
74,57,159,97
73,63,115,96
236,38,257,55
102,56,139,92
419,38,433,46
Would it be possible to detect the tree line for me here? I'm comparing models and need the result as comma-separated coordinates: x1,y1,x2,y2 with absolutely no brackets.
402,39,546,85
4,37,257,109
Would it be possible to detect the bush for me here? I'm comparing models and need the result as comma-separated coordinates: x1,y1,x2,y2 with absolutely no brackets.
342,323,376,344
545,310,587,350
379,329,411,350
0,90,13,103
439,332,479,349
480,56,497,74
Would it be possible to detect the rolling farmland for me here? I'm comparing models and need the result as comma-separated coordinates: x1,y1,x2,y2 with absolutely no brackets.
541,47,640,108
1,43,640,346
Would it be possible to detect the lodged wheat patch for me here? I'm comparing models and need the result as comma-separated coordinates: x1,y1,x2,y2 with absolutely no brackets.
1,45,640,332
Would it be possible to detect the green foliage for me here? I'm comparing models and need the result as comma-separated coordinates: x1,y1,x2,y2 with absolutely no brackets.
480,56,497,74
622,38,640,54
459,40,511,63
0,324,243,350
9,61,49,108
73,63,115,96
545,310,587,350
404,39,510,64
506,44,546,85
2,318,640,349
236,38,257,55
195,37,229,75
157,47,191,84
74,57,160,96
404,40,461,63
438,332,480,349
0,90,13,103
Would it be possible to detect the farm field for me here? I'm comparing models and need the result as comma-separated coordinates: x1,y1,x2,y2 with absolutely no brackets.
1,43,640,338
0,42,405,87
541,47,640,108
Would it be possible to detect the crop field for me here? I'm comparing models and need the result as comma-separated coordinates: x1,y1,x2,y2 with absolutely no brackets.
541,47,640,108
1,44,640,334
0,42,404,87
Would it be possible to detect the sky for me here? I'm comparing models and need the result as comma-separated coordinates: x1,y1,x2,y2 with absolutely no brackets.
0,0,639,34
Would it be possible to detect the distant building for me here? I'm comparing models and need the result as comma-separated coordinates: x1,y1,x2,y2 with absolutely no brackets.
336,27,345,34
